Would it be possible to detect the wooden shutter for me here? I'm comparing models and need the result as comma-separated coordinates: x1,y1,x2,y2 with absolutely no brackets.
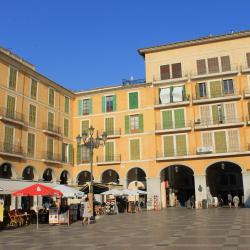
174,109,185,128
105,141,114,161
69,144,73,164
78,100,83,116
214,131,227,153
210,80,222,98
139,114,144,132
208,57,219,73
31,79,37,99
125,115,130,134
105,117,114,135
88,99,92,114
81,120,89,134
221,56,231,72
47,137,53,158
62,143,66,162
227,130,239,152
224,103,236,123
4,126,14,152
200,105,210,125
29,105,36,127
48,112,54,131
77,144,82,164
163,136,174,157
9,67,17,90
162,110,173,129
102,96,106,112
246,53,250,68
176,134,187,156
49,89,54,107
202,132,213,147
248,101,250,120
64,96,69,113
27,133,35,157
160,65,170,80
130,139,140,160
129,92,138,109
6,95,15,119
64,118,69,137
196,59,206,75
171,63,182,78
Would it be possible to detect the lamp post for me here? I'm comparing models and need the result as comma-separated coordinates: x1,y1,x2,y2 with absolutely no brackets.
76,126,107,218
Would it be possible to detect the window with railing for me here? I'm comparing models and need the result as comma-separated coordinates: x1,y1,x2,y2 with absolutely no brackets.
27,133,35,158
8,67,17,90
160,63,182,80
158,85,187,104
6,95,15,119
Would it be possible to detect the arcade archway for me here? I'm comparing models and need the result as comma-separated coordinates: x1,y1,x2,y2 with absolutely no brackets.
160,165,194,207
43,168,54,182
0,163,12,179
60,170,69,184
127,167,147,190
101,169,119,184
206,161,243,205
22,166,36,180
77,171,93,185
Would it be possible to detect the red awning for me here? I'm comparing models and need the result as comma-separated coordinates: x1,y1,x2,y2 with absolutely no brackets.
12,183,62,197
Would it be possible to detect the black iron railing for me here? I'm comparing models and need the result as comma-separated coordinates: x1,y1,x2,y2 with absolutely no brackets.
0,142,23,156
0,107,25,123
96,154,121,163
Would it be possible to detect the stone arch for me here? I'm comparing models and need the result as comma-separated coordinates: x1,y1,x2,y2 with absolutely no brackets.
101,169,119,184
60,170,70,185
126,167,147,190
77,171,94,185
43,168,56,182
0,162,14,179
22,166,38,181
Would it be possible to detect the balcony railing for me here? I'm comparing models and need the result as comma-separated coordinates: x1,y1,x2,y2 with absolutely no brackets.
42,151,62,163
241,63,250,73
194,116,244,129
155,120,192,132
0,107,25,125
153,73,188,83
98,129,121,138
0,142,24,157
42,123,61,136
96,154,121,164
244,88,250,98
193,89,241,102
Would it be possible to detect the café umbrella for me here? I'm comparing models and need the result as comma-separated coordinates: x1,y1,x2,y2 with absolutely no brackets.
12,183,63,229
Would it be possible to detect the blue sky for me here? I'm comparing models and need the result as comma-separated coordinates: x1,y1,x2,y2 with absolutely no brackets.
1,0,250,91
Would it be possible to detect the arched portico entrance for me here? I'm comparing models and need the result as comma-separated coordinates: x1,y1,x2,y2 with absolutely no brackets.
22,166,36,180
160,165,194,207
77,171,93,185
60,170,69,184
101,169,119,184
206,161,243,205
127,167,147,190
43,168,54,182
0,163,12,179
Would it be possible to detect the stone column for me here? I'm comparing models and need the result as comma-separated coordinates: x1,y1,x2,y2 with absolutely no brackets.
147,177,161,210
119,179,127,189
160,181,167,208
242,172,250,207
10,196,16,210
194,175,207,208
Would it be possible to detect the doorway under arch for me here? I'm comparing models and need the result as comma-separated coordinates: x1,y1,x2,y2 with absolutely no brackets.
127,167,147,190
43,168,54,182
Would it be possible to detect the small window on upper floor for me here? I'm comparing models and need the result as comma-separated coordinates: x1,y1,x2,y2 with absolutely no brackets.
78,98,92,116
129,92,139,109
246,52,250,68
48,88,55,107
198,82,207,98
8,67,17,90
30,78,38,100
102,95,116,112
64,96,69,114
160,63,182,80
223,79,234,95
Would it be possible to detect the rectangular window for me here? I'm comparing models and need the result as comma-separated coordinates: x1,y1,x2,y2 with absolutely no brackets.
48,112,54,131
4,126,14,152
214,131,227,153
130,115,139,132
62,143,68,163
223,79,234,95
105,141,114,161
221,56,231,72
64,96,69,114
227,130,239,152
176,134,187,156
106,96,114,112
163,134,187,157
210,80,222,98
200,105,210,125
196,59,207,75
129,92,139,109
29,104,36,127
198,82,207,98
27,133,35,158
47,137,54,159
8,67,17,90
224,103,236,123
163,136,174,157
171,63,182,78
105,117,114,136
160,65,170,80
130,139,140,160
202,132,213,147
162,110,173,129
83,99,90,115
82,145,90,162
207,57,219,73
246,52,250,68
81,120,89,134
48,88,55,107
30,79,38,99
64,118,69,137
212,104,224,124
6,95,15,119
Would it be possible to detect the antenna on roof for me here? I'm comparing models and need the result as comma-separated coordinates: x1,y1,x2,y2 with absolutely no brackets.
209,33,213,37
231,29,235,34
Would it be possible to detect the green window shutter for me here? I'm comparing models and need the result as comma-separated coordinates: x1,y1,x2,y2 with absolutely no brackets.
182,85,187,101
129,92,138,109
78,100,83,116
81,120,89,134
125,115,130,134
68,144,73,164
113,95,117,111
248,101,250,118
174,109,185,128
6,95,15,119
77,144,82,164
9,67,17,90
105,141,114,161
176,134,187,156
130,139,140,160
30,79,37,99
49,89,55,107
162,110,173,129
64,118,69,137
29,105,36,127
102,96,106,112
105,117,114,135
139,114,144,132
210,80,222,98
212,105,219,124
48,112,54,131
27,133,35,157
163,136,174,157
47,137,53,159
64,97,69,113
62,143,66,162
195,84,200,99
214,131,227,153
170,86,174,102
4,126,14,152
88,99,92,114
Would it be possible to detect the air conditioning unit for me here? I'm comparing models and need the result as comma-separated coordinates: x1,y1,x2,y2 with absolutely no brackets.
197,146,213,154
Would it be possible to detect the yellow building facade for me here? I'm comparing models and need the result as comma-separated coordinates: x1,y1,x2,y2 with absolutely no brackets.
1,31,250,208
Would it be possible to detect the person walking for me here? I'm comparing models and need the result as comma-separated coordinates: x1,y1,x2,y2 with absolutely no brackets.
190,195,195,209
228,193,232,208
233,195,240,208
82,197,92,226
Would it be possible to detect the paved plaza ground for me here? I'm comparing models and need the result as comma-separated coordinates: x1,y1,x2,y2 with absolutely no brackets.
1,208,250,250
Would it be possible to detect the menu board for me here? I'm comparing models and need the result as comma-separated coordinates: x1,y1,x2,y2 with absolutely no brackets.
49,208,59,224
147,195,154,210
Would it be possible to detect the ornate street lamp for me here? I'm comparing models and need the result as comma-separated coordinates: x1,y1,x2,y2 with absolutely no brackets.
76,126,107,217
